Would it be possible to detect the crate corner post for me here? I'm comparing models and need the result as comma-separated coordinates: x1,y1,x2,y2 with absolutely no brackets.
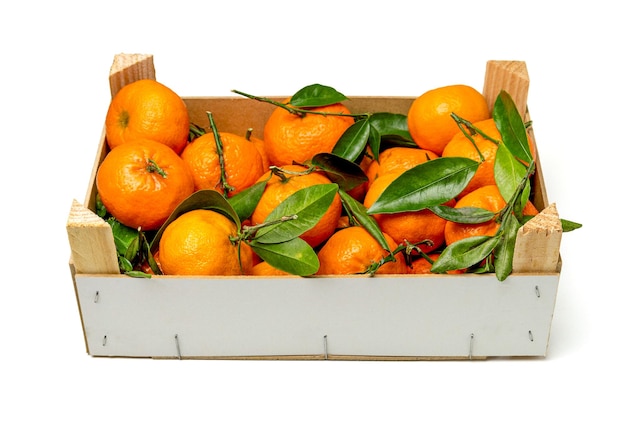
109,53,156,97
66,199,119,275
513,203,563,273
483,60,529,117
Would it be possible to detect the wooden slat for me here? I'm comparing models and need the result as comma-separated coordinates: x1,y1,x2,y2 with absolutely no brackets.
67,199,119,274
512,203,562,273
482,60,529,117
109,53,155,97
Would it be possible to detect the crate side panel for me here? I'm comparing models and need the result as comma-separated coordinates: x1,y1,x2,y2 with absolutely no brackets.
182,96,415,139
75,274,558,359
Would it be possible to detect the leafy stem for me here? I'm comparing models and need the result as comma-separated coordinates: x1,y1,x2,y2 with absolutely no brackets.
206,111,235,196
232,89,368,120
189,122,206,141
238,214,299,242
269,164,316,181
363,239,434,275
451,112,501,145
450,112,500,163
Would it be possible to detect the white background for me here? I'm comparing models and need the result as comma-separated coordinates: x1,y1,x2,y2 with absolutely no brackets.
1,1,622,426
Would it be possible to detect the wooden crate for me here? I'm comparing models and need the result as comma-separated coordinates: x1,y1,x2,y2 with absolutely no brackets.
66,54,562,360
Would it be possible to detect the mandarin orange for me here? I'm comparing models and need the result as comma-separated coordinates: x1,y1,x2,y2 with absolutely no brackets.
363,172,452,254
366,146,439,185
263,101,354,167
316,226,407,275
407,84,490,155
444,184,539,246
250,165,342,249
105,79,190,154
96,139,194,231
158,209,253,276
180,131,265,196
441,118,500,197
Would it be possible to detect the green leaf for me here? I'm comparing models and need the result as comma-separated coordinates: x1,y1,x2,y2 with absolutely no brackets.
428,205,495,224
125,270,152,278
146,243,162,275
493,91,533,164
368,112,414,144
289,84,348,107
107,218,139,257
124,236,140,261
494,214,520,281
118,256,133,273
332,118,370,162
561,219,583,232
310,153,368,191
248,238,319,276
431,235,499,273
96,194,107,218
368,123,382,161
228,180,267,221
151,189,240,251
367,157,479,214
255,184,338,244
494,142,528,203
339,188,391,253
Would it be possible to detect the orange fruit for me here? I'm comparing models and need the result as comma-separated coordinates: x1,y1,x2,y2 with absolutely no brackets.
336,215,352,230
406,253,466,275
358,145,375,174
105,79,190,154
444,184,539,246
316,226,408,275
441,118,500,197
158,209,253,276
364,160,380,189
366,146,439,185
263,101,354,167
249,135,271,171
251,261,294,276
363,172,452,254
96,139,194,231
180,131,265,196
250,164,342,248
407,84,490,155
346,179,368,202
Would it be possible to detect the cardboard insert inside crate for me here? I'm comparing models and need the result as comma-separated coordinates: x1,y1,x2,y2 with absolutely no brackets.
67,55,562,360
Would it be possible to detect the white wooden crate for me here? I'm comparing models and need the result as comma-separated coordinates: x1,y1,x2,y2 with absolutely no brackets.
67,55,562,360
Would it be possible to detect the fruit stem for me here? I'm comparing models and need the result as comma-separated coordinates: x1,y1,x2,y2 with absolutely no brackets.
450,112,502,163
146,159,167,178
362,239,433,276
239,215,299,241
269,165,316,182
206,111,235,196
189,122,206,141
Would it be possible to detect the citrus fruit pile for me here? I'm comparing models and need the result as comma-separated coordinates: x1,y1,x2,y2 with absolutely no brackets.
95,78,580,281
